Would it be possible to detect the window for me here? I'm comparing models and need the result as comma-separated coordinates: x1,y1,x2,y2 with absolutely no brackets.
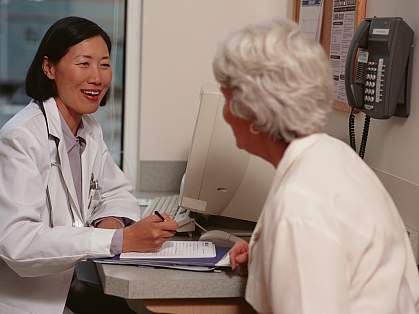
0,0,126,165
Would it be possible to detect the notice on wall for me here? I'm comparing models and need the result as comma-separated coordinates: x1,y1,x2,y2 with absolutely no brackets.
329,0,357,102
298,0,324,42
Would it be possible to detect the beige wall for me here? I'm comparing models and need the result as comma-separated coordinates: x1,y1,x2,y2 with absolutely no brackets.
323,0,419,257
136,0,419,255
139,0,290,161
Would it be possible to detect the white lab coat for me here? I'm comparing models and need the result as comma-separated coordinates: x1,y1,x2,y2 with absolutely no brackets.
0,98,140,314
245,133,419,314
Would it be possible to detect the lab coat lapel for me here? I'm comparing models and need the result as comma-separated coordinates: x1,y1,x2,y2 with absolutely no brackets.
81,117,98,214
42,98,83,222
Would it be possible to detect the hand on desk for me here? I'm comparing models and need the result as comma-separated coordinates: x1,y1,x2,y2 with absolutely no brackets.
122,214,178,252
229,240,249,275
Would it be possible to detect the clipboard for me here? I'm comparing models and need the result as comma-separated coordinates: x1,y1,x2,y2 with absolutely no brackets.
91,246,231,272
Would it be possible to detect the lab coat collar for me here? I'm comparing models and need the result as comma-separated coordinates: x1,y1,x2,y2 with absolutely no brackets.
40,97,94,139
40,97,61,140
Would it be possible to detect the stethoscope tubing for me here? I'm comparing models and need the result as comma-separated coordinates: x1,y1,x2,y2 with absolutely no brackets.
47,161,79,228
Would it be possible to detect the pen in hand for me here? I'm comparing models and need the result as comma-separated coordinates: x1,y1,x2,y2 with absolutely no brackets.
154,210,165,222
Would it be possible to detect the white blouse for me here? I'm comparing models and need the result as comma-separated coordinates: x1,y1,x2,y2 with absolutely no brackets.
245,133,419,314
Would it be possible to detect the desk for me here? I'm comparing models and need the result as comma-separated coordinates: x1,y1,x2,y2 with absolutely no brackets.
97,263,256,314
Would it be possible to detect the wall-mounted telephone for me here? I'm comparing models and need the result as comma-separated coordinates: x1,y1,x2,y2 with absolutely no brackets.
345,17,414,158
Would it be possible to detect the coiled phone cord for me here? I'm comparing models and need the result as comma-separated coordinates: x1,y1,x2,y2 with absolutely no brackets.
359,114,371,159
349,108,357,152
348,107,371,159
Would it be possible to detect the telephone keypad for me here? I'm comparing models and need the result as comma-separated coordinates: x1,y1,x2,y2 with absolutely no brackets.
364,61,380,109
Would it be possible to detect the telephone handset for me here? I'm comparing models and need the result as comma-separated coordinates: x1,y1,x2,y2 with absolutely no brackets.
344,17,414,157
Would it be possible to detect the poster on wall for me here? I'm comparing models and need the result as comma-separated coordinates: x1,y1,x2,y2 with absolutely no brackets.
298,0,324,42
329,0,356,102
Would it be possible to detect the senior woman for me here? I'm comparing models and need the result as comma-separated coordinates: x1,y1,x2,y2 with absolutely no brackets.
213,19,419,314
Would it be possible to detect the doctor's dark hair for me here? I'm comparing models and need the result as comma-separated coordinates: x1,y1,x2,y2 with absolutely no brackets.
25,16,112,106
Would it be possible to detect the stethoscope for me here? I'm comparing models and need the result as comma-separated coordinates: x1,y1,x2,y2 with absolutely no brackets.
38,101,101,228
46,161,79,227
46,162,101,227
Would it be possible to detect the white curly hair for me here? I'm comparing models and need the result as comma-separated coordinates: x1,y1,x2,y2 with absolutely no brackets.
213,19,335,143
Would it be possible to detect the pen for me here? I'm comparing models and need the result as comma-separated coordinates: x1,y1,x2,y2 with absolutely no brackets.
154,210,165,222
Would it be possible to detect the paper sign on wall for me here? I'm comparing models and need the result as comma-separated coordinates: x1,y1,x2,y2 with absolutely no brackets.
329,0,357,102
298,0,324,42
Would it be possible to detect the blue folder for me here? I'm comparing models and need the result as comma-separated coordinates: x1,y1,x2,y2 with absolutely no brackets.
92,246,230,272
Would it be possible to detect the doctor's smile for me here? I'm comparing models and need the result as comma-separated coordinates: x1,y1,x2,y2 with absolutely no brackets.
81,89,102,101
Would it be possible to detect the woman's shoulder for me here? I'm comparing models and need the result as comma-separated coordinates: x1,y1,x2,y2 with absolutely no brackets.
0,101,47,140
0,101,50,164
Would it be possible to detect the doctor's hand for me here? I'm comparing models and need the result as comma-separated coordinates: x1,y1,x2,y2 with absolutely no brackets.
229,240,249,275
122,214,178,252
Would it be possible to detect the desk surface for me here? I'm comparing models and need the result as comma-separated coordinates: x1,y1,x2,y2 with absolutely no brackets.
104,192,249,304
97,264,248,300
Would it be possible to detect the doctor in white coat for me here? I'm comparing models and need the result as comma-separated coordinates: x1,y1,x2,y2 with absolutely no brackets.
0,16,178,314
214,19,419,313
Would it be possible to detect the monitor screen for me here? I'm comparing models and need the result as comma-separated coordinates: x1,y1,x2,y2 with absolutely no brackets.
179,89,275,222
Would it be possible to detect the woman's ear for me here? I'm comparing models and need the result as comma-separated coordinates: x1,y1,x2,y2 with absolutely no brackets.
42,56,55,80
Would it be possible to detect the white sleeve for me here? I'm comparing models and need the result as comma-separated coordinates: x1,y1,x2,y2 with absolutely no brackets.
269,219,350,314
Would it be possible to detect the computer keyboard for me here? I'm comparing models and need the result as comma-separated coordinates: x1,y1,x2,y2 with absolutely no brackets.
143,194,180,217
139,195,195,232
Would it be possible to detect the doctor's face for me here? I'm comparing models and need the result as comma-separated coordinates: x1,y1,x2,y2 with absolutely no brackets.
43,35,112,118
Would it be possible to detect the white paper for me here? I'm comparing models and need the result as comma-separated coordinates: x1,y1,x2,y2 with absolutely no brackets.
120,241,216,259
299,0,324,42
215,252,231,267
329,0,357,102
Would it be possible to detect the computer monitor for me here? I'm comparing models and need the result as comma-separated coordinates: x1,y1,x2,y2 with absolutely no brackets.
179,89,275,222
